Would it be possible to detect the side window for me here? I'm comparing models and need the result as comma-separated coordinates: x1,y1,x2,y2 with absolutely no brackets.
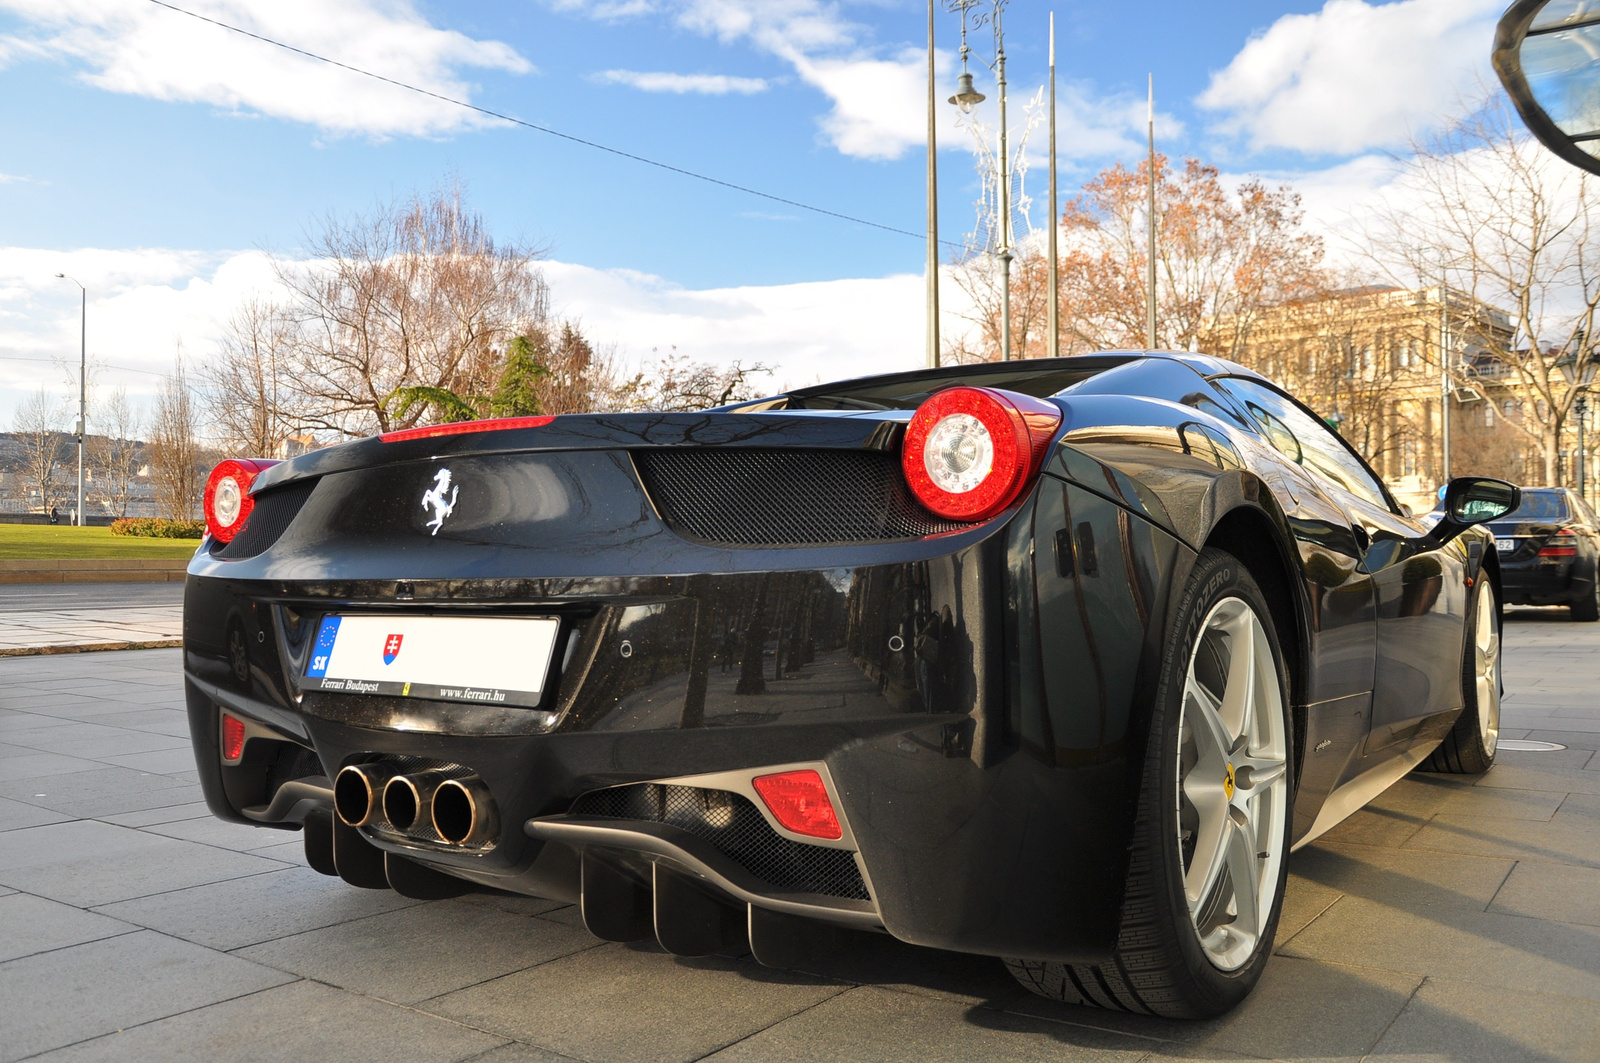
1214,377,1391,511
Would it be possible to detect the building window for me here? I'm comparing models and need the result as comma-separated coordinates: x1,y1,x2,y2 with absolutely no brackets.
1402,439,1418,477
1484,401,1496,427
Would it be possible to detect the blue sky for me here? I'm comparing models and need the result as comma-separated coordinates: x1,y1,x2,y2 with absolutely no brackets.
0,0,1504,414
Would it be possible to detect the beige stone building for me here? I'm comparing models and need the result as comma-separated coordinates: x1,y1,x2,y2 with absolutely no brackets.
1214,285,1529,513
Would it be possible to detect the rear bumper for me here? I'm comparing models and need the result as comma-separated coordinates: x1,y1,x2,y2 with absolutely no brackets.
1500,557,1586,605
185,541,1173,962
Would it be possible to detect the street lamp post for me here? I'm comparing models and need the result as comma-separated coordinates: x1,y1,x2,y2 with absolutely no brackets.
53,273,86,527
1578,394,1589,500
1559,336,1597,497
948,0,1012,361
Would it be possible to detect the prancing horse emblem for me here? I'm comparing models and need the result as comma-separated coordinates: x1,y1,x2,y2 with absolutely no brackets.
421,468,458,536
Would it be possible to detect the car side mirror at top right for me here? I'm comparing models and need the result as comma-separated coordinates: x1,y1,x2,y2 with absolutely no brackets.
1495,1,1600,175
1432,476,1522,545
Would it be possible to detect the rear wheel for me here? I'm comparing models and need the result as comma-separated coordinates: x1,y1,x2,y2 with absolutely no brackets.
1570,566,1599,622
1007,548,1294,1018
1424,577,1501,773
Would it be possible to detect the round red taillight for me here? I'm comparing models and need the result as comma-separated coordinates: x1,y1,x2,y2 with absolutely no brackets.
902,386,1063,521
203,459,279,543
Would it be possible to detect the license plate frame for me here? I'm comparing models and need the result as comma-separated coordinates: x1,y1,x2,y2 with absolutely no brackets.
301,614,562,708
1495,538,1515,553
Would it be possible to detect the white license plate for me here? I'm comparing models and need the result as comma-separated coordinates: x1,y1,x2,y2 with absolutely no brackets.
1495,538,1516,553
303,615,561,708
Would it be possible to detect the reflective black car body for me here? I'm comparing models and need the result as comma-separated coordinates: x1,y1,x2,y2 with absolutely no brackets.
1487,487,1600,619
182,352,1498,975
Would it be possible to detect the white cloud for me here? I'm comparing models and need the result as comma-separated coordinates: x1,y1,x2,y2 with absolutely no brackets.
0,0,531,138
596,69,768,94
0,171,29,183
0,247,280,422
552,0,1169,162
0,243,934,426
542,260,925,388
1198,0,1502,155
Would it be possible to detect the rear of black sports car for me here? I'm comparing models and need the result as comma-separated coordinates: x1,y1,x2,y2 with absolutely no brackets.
183,357,1191,970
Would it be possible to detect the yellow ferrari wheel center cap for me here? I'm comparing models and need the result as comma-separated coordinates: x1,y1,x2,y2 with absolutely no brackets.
1224,763,1236,800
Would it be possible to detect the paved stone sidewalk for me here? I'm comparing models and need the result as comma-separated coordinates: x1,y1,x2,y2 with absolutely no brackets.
0,612,1597,1062
0,584,183,655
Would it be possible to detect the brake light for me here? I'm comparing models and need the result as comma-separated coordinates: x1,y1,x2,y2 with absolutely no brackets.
203,459,278,543
380,416,555,443
1539,528,1577,557
752,770,843,840
221,713,246,762
902,387,1063,521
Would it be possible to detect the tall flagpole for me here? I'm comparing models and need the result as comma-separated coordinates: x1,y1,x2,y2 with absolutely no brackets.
926,0,940,368
1146,74,1157,350
1047,13,1058,361
996,2,1011,361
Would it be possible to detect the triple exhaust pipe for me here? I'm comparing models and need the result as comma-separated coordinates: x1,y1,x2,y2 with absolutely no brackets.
334,763,498,847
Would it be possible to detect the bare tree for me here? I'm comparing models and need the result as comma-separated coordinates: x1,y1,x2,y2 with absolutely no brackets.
148,360,204,520
1373,94,1600,485
205,300,302,455
623,349,773,411
12,389,65,515
278,182,549,437
87,387,144,518
534,323,628,415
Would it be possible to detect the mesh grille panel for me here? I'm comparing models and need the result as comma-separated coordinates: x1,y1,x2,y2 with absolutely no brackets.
570,783,869,900
635,448,969,547
214,480,317,560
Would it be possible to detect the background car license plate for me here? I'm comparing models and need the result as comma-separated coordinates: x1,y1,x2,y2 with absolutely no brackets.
302,615,561,708
1496,538,1515,553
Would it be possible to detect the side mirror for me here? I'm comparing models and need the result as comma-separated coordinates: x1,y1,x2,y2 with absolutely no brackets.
1433,476,1521,543
1494,1,1600,176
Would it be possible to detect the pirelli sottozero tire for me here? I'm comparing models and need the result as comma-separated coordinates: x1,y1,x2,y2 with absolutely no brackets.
1008,548,1295,1018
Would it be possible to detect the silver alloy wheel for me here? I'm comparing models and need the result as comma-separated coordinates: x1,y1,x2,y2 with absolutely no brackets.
1475,580,1501,756
1176,596,1289,972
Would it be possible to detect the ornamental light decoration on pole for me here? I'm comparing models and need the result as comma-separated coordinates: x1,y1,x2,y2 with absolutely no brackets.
947,0,1013,361
53,273,86,527
926,0,941,369
1047,13,1059,362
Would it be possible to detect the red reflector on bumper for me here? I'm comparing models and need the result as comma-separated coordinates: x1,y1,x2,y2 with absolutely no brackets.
751,770,842,840
1539,546,1577,557
221,714,246,762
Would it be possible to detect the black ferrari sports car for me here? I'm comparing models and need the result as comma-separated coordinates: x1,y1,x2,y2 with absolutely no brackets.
1482,487,1600,620
182,352,1517,1018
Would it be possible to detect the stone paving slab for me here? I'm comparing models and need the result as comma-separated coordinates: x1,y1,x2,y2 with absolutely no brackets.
0,611,1598,1061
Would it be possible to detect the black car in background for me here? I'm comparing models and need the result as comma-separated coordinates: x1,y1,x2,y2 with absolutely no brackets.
1490,487,1600,619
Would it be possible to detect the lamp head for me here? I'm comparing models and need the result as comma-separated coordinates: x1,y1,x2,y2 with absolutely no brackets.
54,273,64,278
949,72,985,114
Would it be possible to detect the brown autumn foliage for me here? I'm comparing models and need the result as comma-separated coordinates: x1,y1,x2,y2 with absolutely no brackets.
1062,155,1327,356
948,155,1326,362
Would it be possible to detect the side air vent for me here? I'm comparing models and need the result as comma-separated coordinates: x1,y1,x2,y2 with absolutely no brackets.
634,448,970,547
212,479,317,560
569,783,870,901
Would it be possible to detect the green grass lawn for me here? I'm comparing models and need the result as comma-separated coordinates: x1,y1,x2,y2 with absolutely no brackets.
0,524,202,560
